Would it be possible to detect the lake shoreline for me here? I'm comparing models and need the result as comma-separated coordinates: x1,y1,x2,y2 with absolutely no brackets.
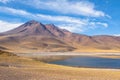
0,51,120,80
14,52,120,69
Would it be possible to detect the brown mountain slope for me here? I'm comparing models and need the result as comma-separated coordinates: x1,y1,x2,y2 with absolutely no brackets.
0,20,120,53
0,20,75,52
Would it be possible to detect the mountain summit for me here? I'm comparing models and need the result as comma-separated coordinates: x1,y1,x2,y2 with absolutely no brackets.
0,20,120,53
3,20,54,36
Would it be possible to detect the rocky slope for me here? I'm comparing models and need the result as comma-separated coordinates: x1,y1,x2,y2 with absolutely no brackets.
0,20,120,53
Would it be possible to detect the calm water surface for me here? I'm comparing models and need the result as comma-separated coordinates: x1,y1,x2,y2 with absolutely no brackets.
50,56,120,69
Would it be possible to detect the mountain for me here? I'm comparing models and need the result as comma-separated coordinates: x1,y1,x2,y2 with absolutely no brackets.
0,20,120,53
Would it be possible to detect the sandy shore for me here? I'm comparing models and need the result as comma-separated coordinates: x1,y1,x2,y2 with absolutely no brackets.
15,52,120,55
16,52,120,59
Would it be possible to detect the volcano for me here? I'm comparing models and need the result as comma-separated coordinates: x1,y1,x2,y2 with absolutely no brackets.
0,20,120,53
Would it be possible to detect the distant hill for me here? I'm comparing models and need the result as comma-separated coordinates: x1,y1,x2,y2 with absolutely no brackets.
0,20,120,53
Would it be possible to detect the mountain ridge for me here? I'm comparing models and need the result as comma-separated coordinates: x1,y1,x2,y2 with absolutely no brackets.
0,20,120,53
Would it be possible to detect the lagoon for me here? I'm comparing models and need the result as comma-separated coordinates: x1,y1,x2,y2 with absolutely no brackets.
50,56,120,69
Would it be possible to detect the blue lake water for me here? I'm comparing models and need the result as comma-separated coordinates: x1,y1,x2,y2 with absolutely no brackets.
50,56,120,69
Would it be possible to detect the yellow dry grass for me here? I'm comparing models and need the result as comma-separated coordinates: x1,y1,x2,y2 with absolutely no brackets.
0,52,120,80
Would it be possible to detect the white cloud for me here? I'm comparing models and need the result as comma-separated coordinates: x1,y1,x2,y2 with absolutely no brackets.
0,0,13,3
96,22,108,28
113,34,120,36
0,6,108,33
0,6,85,24
0,6,32,16
36,14,86,24
0,0,109,17
0,20,22,32
59,21,108,33
90,22,108,28
23,0,107,17
37,14,108,32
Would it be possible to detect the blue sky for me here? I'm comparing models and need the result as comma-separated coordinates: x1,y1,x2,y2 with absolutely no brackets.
0,0,119,36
